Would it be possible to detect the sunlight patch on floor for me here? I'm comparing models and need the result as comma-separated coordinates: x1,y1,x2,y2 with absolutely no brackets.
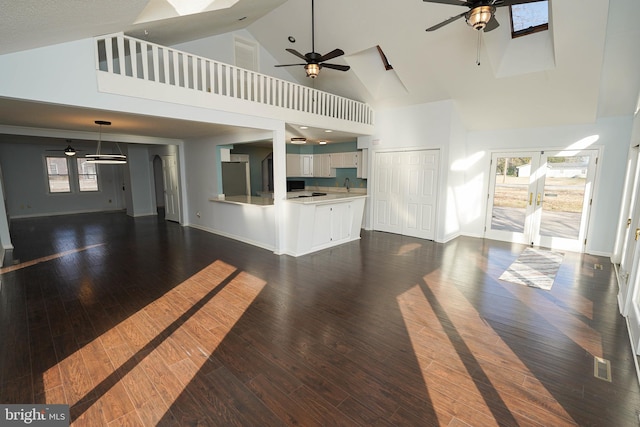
397,274,577,426
498,280,602,357
0,244,105,274
395,242,422,256
43,259,266,424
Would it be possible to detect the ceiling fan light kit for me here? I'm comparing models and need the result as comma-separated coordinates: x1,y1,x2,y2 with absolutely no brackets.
305,63,320,79
423,0,540,33
64,145,76,156
423,0,540,65
466,5,495,30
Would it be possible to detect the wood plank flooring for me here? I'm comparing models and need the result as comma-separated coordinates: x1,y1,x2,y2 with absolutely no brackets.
1,211,639,426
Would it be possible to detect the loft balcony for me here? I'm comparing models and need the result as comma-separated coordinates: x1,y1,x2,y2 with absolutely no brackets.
94,33,374,135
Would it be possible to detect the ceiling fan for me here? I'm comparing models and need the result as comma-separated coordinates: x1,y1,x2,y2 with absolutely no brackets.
424,0,540,33
275,0,350,79
46,140,84,157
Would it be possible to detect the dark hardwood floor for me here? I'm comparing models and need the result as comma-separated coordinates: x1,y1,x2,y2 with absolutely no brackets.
1,212,639,426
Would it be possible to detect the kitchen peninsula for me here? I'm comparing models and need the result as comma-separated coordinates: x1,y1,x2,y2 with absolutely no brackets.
284,191,367,256
209,190,366,256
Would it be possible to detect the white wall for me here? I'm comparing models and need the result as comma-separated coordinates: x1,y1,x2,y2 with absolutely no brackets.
371,100,462,242
465,116,632,255
171,29,299,84
372,100,632,255
126,145,155,217
183,136,277,250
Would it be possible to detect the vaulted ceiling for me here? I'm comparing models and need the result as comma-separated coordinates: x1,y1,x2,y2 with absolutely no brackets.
0,0,638,137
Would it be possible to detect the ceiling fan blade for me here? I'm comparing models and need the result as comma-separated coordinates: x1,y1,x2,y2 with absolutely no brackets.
320,63,350,72
275,63,307,67
425,11,466,32
423,0,471,6
318,48,345,62
484,16,500,32
285,48,308,61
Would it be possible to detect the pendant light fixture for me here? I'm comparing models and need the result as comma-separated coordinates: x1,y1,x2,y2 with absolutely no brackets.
86,120,127,164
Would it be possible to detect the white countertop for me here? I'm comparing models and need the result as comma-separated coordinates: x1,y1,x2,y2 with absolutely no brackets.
210,192,367,206
286,192,367,204
209,195,274,206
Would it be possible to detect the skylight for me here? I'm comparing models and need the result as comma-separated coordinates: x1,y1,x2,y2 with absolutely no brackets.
510,1,549,38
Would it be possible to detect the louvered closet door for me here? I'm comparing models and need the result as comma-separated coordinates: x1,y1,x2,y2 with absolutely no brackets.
373,150,440,240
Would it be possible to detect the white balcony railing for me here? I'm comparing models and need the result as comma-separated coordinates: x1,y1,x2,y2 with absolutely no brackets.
95,33,374,126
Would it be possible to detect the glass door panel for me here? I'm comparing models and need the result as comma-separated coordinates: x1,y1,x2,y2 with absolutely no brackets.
485,150,598,252
490,156,532,233
485,153,539,245
539,156,588,239
537,151,597,251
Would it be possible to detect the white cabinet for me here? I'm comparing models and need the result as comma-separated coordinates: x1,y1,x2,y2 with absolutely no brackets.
342,152,358,168
312,202,352,247
301,154,314,177
288,150,364,177
230,154,249,162
357,149,368,179
284,196,367,256
328,152,358,169
328,153,343,168
313,153,336,177
287,154,313,177
287,154,301,177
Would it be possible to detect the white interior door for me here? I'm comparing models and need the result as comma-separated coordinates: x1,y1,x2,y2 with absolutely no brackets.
404,150,439,240
161,155,180,222
374,152,403,235
485,150,597,252
618,149,640,315
374,150,439,240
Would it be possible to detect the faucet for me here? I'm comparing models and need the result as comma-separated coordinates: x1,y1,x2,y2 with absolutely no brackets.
344,177,350,192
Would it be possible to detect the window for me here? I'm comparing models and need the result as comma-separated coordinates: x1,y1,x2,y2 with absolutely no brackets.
46,157,71,193
510,1,548,38
77,158,99,191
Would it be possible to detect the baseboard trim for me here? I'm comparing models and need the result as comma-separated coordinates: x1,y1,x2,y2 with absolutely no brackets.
187,224,275,253
10,208,126,220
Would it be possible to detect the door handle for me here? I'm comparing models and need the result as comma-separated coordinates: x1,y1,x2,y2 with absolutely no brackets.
628,218,632,228
536,193,541,206
636,228,640,241
529,193,533,205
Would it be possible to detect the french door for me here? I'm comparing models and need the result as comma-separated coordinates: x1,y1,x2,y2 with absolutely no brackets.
616,147,640,354
485,149,598,252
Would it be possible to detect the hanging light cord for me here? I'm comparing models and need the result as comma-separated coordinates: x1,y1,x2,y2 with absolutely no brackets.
476,29,482,66
476,29,481,66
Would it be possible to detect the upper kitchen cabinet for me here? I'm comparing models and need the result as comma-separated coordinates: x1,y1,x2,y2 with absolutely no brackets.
286,153,314,177
313,154,336,178
329,152,358,169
